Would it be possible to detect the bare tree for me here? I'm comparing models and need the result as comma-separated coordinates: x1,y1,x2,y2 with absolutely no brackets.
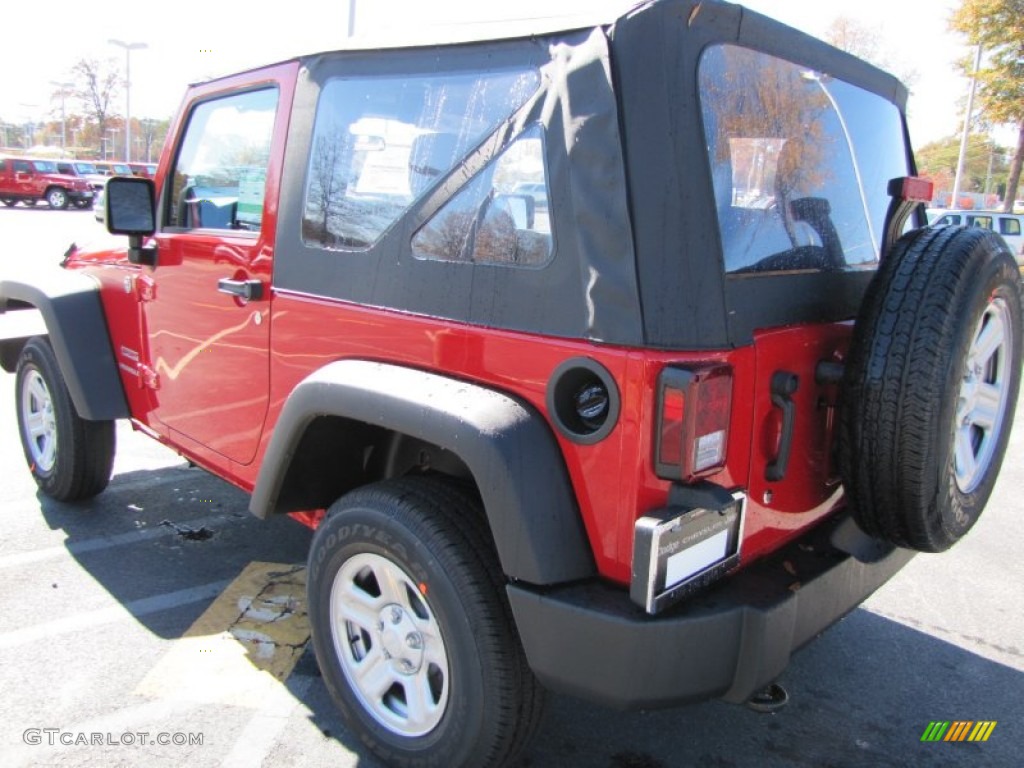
826,17,882,63
72,58,120,154
825,17,918,88
308,126,346,242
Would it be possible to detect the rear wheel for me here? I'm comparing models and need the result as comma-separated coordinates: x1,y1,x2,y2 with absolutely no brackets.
307,477,545,768
46,187,69,210
840,226,1022,551
15,337,116,501
23,199,36,207
1,199,15,207
73,199,92,209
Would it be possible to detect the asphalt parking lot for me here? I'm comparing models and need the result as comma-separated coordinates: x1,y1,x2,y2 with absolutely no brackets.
0,205,1021,767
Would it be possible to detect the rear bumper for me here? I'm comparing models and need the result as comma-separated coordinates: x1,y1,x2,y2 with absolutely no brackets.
507,514,913,709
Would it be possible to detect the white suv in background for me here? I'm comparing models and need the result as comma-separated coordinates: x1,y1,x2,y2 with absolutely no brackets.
931,209,1024,263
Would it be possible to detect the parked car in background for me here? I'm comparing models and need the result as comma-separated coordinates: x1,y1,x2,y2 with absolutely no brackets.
93,184,106,223
55,160,107,197
0,156,94,209
129,163,157,178
95,161,134,177
931,209,1024,262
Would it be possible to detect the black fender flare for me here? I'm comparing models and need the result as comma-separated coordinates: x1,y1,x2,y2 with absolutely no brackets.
0,270,129,421
251,360,596,585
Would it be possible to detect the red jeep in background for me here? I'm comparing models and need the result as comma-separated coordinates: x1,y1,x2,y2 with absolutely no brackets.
1,1,1021,766
0,157,94,209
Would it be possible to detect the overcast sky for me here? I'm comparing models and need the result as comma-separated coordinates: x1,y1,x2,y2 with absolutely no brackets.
1,0,973,147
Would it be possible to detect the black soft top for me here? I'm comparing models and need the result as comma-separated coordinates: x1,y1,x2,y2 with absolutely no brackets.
267,1,911,349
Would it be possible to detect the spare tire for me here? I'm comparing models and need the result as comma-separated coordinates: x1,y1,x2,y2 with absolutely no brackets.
839,225,1022,552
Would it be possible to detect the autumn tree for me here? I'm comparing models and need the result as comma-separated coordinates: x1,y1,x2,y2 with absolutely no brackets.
917,134,1011,201
951,0,1024,211
72,58,120,154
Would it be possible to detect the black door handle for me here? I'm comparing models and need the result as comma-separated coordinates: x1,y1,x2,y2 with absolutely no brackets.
766,371,799,482
217,278,264,302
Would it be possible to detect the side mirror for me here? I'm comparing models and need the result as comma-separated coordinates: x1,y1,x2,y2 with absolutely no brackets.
106,176,157,266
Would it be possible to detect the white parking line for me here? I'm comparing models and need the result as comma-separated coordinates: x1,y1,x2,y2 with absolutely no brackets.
220,676,314,768
0,579,232,650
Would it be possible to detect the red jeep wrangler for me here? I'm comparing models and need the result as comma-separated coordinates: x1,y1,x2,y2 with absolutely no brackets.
0,156,95,209
1,2,1021,766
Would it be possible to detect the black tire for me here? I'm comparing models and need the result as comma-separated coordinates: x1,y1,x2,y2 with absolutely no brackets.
1,199,15,207
23,199,37,207
840,226,1022,551
73,199,93,209
46,187,69,210
15,337,116,501
307,476,545,768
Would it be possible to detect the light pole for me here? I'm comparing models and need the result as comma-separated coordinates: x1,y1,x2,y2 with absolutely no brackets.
952,44,983,210
108,39,148,163
107,128,119,161
49,81,74,154
140,118,155,162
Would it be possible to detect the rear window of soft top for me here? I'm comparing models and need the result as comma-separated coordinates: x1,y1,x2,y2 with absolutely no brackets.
700,45,909,276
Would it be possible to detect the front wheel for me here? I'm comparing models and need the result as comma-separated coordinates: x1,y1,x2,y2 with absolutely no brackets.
1,199,15,207
46,188,69,210
73,199,92,209
15,337,116,501
307,477,545,768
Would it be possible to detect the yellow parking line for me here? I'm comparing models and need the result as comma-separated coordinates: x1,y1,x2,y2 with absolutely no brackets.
136,562,309,708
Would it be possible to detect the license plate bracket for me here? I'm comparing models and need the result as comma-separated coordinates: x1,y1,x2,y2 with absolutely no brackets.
631,493,744,614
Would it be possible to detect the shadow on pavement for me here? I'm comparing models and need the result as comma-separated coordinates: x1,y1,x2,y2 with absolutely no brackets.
31,465,1023,767
37,462,312,641
517,608,1022,767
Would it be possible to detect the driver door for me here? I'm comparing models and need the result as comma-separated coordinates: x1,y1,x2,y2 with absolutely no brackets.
141,84,283,465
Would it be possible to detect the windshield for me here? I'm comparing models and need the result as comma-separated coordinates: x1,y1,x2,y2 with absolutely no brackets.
112,164,132,174
74,163,98,174
32,160,57,172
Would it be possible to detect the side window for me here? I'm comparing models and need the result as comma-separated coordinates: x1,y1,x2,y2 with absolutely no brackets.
14,160,31,173
412,126,552,267
967,216,993,230
700,45,909,274
166,88,278,232
0,160,6,172
999,218,1021,236
302,67,539,250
